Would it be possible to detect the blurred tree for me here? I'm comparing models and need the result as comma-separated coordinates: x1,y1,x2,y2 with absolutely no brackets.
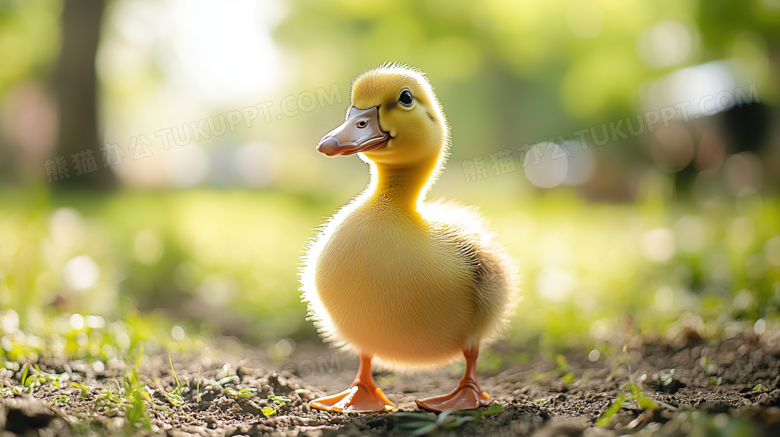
0,0,61,184
53,0,116,189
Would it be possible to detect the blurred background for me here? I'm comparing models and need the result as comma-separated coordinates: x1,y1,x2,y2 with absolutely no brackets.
1,0,779,363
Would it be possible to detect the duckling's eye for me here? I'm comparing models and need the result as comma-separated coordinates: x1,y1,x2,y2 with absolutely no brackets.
399,90,413,107
357,120,367,128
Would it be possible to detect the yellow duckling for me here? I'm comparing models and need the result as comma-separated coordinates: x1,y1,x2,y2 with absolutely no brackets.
301,63,519,413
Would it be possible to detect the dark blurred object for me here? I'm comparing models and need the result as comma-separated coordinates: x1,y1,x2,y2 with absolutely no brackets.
53,0,115,189
647,377,687,394
719,103,772,154
0,396,63,434
666,103,773,196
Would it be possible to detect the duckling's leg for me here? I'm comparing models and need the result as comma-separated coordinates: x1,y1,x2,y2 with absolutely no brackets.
415,346,493,412
309,353,396,413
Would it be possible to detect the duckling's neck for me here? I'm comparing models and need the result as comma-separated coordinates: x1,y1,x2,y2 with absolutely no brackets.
368,159,438,212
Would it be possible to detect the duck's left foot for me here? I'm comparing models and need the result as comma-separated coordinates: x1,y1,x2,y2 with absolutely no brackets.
415,381,493,412
415,345,493,412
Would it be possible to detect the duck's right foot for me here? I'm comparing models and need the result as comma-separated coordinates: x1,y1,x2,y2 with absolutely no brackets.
309,382,396,413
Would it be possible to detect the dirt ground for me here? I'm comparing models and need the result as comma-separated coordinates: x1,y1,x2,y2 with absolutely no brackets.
2,330,780,437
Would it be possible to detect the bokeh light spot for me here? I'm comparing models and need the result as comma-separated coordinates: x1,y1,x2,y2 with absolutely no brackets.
49,208,84,247
641,228,675,262
753,319,766,335
64,255,99,290
171,325,186,341
636,21,693,68
69,313,84,330
536,265,577,302
523,143,568,189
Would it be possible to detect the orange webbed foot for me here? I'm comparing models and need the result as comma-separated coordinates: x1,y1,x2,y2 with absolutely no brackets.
310,383,395,413
415,345,494,412
309,353,396,413
415,381,492,412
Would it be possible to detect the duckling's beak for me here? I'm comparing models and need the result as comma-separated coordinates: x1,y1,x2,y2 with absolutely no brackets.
317,106,390,157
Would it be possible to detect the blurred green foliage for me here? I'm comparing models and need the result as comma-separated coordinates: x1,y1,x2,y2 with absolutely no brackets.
275,0,779,157
2,186,778,354
0,0,61,94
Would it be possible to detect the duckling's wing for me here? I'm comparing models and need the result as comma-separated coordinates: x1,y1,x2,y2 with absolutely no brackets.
420,199,521,345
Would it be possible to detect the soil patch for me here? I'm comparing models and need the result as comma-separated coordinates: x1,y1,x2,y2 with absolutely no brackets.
2,331,780,436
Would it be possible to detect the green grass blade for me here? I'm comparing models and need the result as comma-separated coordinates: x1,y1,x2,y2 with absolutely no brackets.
596,393,625,427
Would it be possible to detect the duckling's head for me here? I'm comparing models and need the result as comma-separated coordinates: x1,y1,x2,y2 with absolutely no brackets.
317,64,449,169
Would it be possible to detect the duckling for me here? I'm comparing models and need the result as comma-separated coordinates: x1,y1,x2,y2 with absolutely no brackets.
300,63,519,413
